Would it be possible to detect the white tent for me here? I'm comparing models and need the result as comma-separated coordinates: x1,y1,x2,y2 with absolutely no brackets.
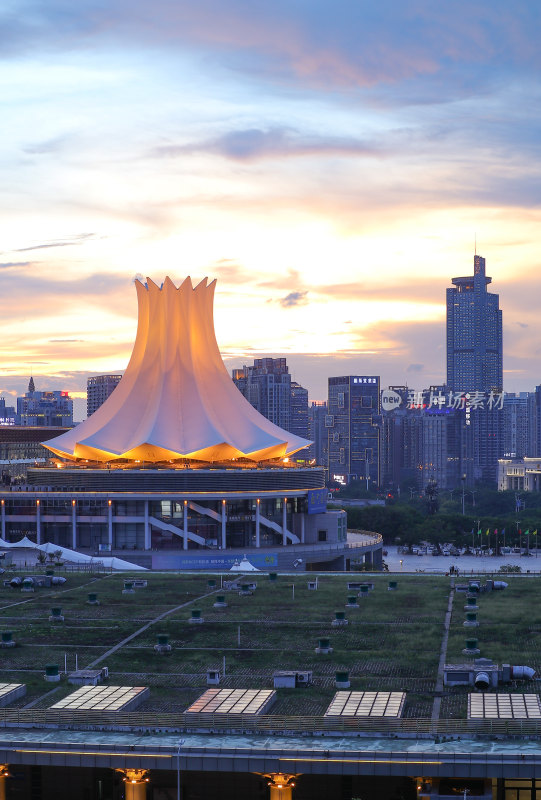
99,556,147,571
4,536,39,549
229,556,259,572
37,542,67,555
0,538,146,570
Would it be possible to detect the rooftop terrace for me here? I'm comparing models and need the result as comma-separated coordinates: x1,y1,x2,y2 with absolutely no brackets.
0,568,540,737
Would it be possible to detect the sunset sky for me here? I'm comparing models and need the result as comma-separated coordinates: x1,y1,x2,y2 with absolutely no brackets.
1,0,540,419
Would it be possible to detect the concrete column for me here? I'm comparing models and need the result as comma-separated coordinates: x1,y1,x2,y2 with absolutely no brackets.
264,773,298,800
1,501,5,540
36,499,41,545
71,501,77,550
255,500,260,548
300,514,305,544
107,500,113,549
0,764,11,800
221,500,227,549
144,500,150,550
117,769,149,800
183,501,188,550
125,783,147,800
282,499,287,546
373,547,383,569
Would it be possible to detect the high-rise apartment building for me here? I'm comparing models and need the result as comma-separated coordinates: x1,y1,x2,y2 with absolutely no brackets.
308,401,328,466
87,374,123,417
446,255,503,485
327,376,381,486
232,358,291,431
289,381,309,442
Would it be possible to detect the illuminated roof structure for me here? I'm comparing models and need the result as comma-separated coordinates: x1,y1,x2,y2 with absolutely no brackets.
468,693,541,720
324,691,406,718
51,685,149,712
186,688,276,715
45,277,310,463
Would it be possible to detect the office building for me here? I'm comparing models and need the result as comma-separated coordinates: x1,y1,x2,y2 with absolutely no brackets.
87,374,122,417
498,456,541,492
0,277,364,571
529,385,541,457
503,392,530,458
420,406,463,490
289,381,309,464
0,397,16,425
381,386,464,491
327,376,381,486
16,379,73,427
381,386,416,489
446,255,503,485
446,254,502,393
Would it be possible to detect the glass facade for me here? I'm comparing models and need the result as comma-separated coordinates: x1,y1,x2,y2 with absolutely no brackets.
446,255,503,394
446,255,503,485
327,376,381,486
1,494,304,550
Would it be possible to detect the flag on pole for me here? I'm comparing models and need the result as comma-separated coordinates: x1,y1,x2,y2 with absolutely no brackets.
494,529,498,535
477,529,482,536
485,529,490,536
525,530,530,536
533,530,538,537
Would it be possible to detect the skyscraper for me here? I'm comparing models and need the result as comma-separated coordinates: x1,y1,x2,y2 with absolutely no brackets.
232,358,291,431
446,255,503,485
308,401,328,466
529,386,541,457
87,374,123,417
327,376,381,486
446,255,502,393
289,381,309,442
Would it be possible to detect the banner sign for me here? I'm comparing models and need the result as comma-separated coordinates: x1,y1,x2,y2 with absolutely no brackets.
307,488,327,515
152,552,278,570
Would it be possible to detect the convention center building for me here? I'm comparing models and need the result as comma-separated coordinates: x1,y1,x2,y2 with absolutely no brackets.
0,277,381,572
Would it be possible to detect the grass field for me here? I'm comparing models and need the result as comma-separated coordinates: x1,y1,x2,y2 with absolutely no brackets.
0,569,539,718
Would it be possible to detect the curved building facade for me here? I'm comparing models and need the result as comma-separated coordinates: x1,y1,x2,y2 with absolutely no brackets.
0,277,382,571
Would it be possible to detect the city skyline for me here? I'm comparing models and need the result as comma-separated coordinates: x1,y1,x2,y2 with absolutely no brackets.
1,1,541,409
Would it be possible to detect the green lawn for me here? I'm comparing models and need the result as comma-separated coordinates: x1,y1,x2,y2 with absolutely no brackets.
1,570,537,718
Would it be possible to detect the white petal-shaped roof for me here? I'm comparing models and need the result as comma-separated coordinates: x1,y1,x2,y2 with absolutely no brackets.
45,277,311,462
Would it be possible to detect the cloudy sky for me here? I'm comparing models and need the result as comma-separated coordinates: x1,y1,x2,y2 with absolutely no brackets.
1,0,540,418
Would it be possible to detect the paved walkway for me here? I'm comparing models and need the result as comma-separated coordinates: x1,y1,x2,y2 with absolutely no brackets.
431,580,454,723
